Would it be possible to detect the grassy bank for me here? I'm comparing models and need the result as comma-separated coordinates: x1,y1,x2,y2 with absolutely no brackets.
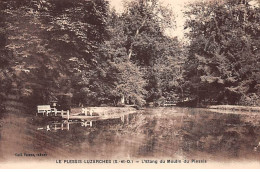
208,105,260,112
70,106,137,116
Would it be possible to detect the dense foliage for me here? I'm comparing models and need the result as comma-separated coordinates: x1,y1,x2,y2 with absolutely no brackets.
184,0,260,106
0,0,259,114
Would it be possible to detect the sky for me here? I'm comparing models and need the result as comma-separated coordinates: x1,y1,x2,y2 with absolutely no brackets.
108,0,199,40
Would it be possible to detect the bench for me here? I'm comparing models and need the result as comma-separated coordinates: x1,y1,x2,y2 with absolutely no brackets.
37,105,52,115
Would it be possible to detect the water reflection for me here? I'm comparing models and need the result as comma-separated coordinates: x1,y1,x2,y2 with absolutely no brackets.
36,113,132,132
37,120,95,131
1,108,260,162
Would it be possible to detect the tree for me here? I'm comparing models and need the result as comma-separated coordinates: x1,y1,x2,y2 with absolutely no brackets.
0,0,111,111
0,0,60,112
122,0,174,64
94,9,147,106
120,0,183,105
184,0,260,105
44,0,111,106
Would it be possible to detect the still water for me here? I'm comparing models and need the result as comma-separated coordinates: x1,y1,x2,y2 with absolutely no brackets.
0,107,260,162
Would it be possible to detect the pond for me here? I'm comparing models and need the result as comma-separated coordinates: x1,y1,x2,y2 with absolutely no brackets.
0,107,260,163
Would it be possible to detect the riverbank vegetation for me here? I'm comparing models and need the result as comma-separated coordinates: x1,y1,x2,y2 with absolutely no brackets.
0,0,259,114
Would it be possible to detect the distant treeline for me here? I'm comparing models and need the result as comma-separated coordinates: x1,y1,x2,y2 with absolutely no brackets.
0,0,259,113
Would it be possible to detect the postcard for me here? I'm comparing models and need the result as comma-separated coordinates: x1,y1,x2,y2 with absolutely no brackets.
0,0,259,169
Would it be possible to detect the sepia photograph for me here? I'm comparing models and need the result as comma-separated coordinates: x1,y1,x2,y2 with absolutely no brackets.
0,0,260,169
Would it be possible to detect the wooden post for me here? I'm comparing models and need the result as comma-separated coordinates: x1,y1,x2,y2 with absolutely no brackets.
121,115,124,123
82,108,87,116
90,108,93,116
126,115,129,124
61,110,63,116
61,123,64,130
67,110,70,120
90,121,93,127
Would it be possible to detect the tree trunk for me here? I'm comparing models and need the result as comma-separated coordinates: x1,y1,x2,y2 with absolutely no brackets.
180,87,184,102
120,94,125,104
128,18,147,60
